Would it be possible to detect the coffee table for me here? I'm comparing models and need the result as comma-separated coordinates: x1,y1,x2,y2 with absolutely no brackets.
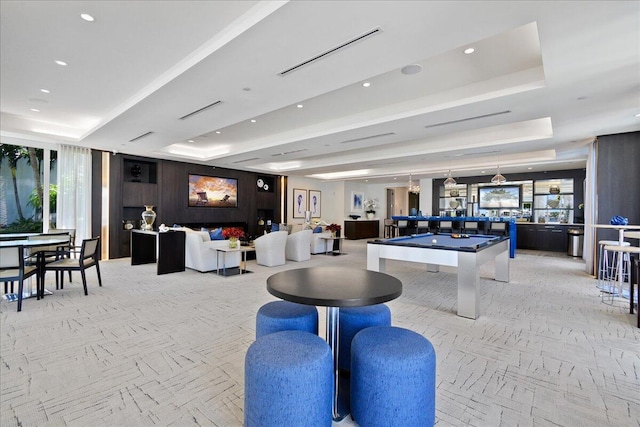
267,266,402,420
319,235,346,255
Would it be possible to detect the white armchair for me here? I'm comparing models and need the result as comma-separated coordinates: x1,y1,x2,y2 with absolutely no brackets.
254,231,288,267
183,230,241,272
311,231,333,254
285,229,313,262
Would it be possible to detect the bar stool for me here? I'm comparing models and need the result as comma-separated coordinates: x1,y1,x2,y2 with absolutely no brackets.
416,220,430,234
438,221,453,233
624,231,640,241
463,221,478,234
602,245,640,304
396,220,409,236
383,219,395,238
597,240,630,291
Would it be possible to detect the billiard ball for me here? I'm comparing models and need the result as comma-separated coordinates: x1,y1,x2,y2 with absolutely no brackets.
431,238,437,243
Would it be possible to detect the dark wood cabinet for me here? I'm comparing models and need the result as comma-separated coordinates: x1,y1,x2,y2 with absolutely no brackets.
516,223,582,252
344,220,379,240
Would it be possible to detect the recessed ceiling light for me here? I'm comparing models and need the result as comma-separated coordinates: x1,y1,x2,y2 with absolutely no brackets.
528,167,533,170
188,140,194,143
464,47,475,54
215,131,221,134
80,13,94,22
401,64,423,75
40,89,50,94
297,104,303,108
55,60,67,66
250,119,257,123
362,82,371,88
634,113,640,117
30,108,40,112
481,170,486,174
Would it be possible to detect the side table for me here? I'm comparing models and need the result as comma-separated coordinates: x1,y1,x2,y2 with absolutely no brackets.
212,246,255,276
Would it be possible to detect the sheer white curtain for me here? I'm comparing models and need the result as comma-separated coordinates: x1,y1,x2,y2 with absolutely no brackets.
57,145,92,243
583,138,598,275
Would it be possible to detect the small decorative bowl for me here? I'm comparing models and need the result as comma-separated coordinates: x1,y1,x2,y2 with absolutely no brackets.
349,215,361,220
610,216,628,225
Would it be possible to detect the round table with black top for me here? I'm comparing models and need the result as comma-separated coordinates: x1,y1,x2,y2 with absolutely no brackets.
266,266,402,421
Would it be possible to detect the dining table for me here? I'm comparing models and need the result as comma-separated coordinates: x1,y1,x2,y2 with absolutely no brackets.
266,266,402,421
0,236,70,299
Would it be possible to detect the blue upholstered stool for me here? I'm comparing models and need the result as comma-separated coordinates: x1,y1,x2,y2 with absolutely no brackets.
244,330,333,427
338,304,391,371
351,326,436,427
256,301,318,339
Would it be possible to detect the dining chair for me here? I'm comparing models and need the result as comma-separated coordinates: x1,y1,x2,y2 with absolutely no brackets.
43,237,102,296
0,245,39,312
26,232,71,289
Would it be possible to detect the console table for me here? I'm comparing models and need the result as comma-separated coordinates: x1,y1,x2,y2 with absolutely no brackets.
131,230,185,275
344,219,379,239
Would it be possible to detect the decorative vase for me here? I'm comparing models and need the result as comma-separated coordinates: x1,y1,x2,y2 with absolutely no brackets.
331,232,336,238
366,212,375,220
141,205,156,230
228,237,238,248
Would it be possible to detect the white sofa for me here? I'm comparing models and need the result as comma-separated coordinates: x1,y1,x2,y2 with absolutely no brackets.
311,230,333,254
182,229,241,272
285,229,312,262
254,231,288,267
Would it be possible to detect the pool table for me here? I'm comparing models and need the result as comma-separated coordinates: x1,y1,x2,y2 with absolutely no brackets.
367,233,510,319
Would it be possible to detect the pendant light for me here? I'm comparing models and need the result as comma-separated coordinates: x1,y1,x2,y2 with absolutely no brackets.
444,170,457,187
491,165,506,185
408,174,420,193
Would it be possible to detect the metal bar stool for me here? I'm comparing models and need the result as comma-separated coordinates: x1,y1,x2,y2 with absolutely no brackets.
602,245,640,304
597,240,630,291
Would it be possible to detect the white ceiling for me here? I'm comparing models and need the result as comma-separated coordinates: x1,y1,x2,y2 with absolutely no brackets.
1,1,638,184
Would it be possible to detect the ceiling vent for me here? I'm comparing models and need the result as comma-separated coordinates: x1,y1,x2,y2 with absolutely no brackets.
279,27,382,76
272,149,308,156
179,100,222,120
424,110,511,129
340,132,395,144
129,131,154,142
232,157,259,164
443,150,501,158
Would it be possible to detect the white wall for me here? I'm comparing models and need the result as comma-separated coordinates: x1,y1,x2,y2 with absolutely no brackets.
285,176,344,228
285,176,434,236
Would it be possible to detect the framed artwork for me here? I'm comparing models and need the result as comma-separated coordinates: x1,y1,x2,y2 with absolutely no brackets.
309,190,321,218
293,188,307,218
351,191,364,212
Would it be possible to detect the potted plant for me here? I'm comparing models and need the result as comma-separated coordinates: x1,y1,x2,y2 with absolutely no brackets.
222,227,245,248
364,198,378,219
326,223,341,238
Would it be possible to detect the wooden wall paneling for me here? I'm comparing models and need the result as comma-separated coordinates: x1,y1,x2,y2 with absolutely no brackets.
97,152,284,259
91,151,103,257
596,131,640,242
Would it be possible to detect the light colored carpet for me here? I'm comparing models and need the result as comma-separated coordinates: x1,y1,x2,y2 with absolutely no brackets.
1,241,638,426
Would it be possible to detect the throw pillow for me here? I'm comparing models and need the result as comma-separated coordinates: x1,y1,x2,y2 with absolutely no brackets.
271,224,279,232
210,228,224,240
313,226,323,233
